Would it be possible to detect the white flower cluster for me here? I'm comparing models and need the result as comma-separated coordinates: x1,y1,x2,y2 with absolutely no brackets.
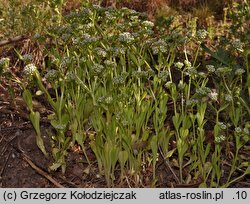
184,60,192,67
84,23,94,29
158,71,169,80
234,127,242,133
119,32,134,43
175,62,184,69
94,47,107,58
115,111,122,121
45,69,58,80
23,63,37,76
186,99,199,106
82,34,98,44
130,15,139,22
164,81,173,89
104,60,117,69
196,87,211,96
92,4,103,11
0,57,10,70
105,11,116,21
113,75,125,85
234,127,250,135
215,135,226,143
92,63,105,75
132,70,148,78
97,95,113,105
113,47,126,56
235,68,245,75
186,67,197,77
105,96,113,104
142,20,154,28
196,29,208,41
151,39,168,54
206,65,215,73
215,67,232,75
232,39,243,51
208,90,218,101
218,122,227,130
61,57,71,68
81,7,93,16
224,94,233,102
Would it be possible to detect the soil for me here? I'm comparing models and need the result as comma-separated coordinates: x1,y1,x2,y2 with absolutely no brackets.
0,120,108,188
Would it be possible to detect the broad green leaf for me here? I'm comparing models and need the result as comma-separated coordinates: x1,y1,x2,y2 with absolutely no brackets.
172,113,181,130
150,136,158,156
74,132,83,146
61,113,70,126
22,89,33,110
201,44,230,66
29,111,47,156
180,128,189,139
36,133,47,157
118,151,128,168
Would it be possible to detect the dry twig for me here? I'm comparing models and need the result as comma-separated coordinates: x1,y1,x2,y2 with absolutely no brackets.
17,138,65,188
0,35,29,47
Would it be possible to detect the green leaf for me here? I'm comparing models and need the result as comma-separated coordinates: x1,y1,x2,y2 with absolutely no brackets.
164,148,176,159
201,44,230,66
204,144,211,160
244,48,250,56
30,111,40,133
75,132,83,145
180,128,189,139
50,114,69,131
118,151,128,168
36,133,47,156
22,89,33,110
29,111,47,156
172,113,181,130
61,113,70,126
129,53,139,67
219,103,229,112
14,48,23,61
245,164,250,175
111,147,119,166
